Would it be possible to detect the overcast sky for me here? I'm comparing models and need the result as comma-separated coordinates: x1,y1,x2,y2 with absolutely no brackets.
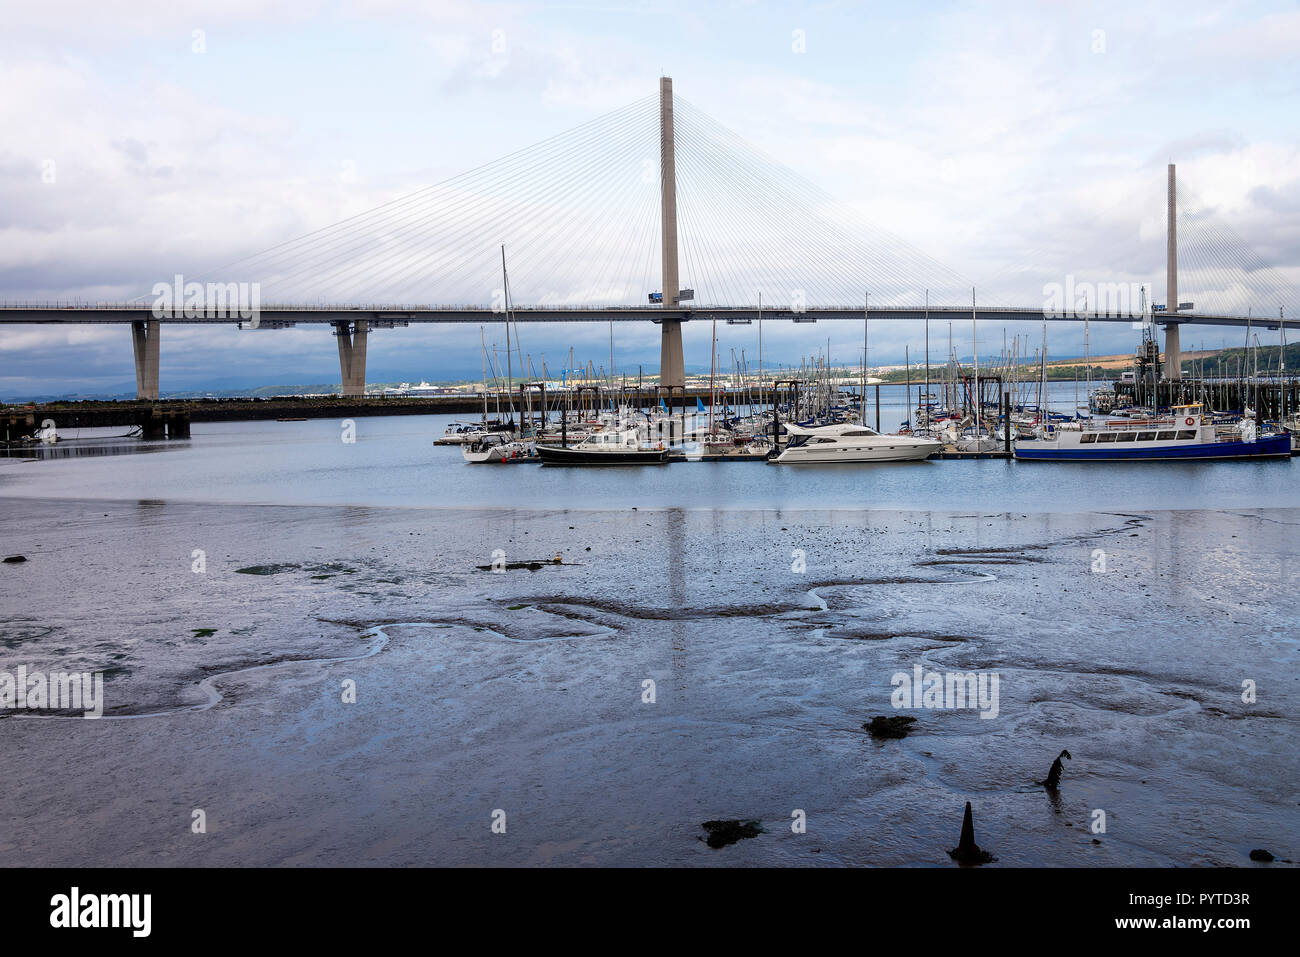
2,0,1298,397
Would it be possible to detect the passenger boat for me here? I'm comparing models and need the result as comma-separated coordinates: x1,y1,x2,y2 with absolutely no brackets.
1280,414,1300,453
1014,404,1290,461
536,429,669,465
461,432,535,463
772,423,942,463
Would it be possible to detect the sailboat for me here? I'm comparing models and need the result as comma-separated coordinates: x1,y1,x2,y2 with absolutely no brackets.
461,432,535,463
536,428,668,465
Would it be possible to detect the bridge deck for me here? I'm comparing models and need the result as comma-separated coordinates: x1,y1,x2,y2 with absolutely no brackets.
0,303,1281,328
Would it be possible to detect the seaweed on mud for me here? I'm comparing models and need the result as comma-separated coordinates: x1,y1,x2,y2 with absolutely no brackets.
235,564,297,576
932,545,1049,555
238,562,351,577
834,630,974,644
865,715,917,739
915,557,1042,566
521,595,797,621
700,819,763,849
0,625,55,649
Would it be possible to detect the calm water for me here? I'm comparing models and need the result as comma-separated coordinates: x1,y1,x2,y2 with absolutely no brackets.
0,383,1294,511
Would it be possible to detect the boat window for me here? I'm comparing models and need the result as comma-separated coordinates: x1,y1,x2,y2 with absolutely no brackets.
1157,431,1177,440
1079,434,1097,443
1116,432,1137,442
1096,433,1118,442
1177,430,1197,440
1136,432,1156,441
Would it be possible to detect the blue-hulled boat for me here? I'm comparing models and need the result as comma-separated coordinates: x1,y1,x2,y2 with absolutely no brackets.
1014,404,1291,461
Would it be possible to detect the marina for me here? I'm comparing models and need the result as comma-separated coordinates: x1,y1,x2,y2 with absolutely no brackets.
3,0,1299,923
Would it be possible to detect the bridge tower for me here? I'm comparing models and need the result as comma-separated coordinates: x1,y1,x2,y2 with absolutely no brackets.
1163,163,1182,380
658,76,685,389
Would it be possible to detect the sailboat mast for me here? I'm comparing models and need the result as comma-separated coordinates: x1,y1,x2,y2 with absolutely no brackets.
862,291,869,424
1084,302,1091,420
972,287,979,429
501,245,514,429
924,289,930,428
709,316,717,435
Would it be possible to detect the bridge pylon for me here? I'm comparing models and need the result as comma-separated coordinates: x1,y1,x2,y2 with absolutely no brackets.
658,76,685,389
1163,163,1183,380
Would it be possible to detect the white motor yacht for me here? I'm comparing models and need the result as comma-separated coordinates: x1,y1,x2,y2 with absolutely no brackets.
772,423,941,463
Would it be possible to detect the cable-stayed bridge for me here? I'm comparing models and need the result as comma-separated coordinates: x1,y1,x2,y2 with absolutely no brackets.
2,78,1295,399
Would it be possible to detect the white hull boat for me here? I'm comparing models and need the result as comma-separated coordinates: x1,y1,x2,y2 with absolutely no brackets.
773,423,941,463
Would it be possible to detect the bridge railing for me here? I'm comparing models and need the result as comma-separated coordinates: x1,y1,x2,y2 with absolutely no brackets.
0,300,1135,314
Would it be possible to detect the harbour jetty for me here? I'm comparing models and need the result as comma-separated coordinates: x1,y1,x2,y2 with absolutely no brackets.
4,387,757,431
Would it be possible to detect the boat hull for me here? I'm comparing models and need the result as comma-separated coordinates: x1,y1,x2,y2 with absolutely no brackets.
1015,434,1291,461
774,441,941,464
536,445,669,465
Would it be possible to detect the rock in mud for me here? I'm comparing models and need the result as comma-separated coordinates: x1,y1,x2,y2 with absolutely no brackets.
3,555,27,563
1249,848,1275,862
865,715,916,739
701,819,763,849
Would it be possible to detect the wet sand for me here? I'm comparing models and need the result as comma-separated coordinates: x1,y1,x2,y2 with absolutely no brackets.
1,498,1296,866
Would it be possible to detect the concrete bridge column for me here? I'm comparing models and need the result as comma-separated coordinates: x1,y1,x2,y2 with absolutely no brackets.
131,319,160,400
334,320,368,397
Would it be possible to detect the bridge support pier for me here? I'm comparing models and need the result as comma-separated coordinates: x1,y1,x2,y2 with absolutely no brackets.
333,320,368,397
131,320,160,400
660,321,684,390
1163,322,1182,382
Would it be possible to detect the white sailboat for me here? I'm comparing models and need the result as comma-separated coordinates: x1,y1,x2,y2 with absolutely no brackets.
461,432,535,463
